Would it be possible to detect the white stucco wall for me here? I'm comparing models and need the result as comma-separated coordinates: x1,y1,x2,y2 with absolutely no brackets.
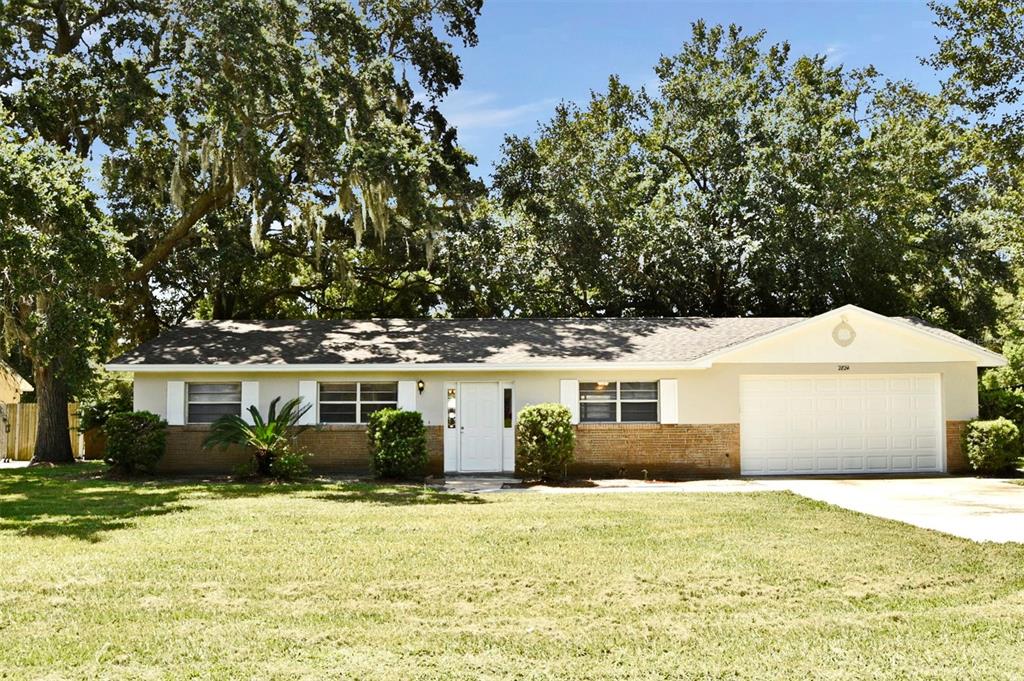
132,360,980,426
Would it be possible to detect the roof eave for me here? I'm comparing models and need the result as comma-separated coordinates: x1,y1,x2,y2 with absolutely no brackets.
104,361,713,373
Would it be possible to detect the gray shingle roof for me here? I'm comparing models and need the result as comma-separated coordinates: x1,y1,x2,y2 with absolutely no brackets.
108,317,806,366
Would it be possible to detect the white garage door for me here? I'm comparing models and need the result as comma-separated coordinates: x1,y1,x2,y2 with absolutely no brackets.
740,374,943,475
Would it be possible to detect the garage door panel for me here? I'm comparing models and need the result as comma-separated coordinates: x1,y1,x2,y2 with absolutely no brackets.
841,456,865,471
815,456,840,472
866,435,889,450
741,374,942,475
792,436,814,451
815,436,840,451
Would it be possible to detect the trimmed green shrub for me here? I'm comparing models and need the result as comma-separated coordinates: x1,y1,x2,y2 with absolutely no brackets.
367,408,428,480
267,445,312,481
104,411,168,474
516,403,575,481
962,418,1021,474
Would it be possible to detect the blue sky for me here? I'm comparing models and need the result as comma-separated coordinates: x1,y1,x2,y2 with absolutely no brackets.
442,0,945,178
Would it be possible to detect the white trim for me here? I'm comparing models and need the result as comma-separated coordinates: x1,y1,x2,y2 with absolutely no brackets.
297,380,317,426
166,381,185,425
659,379,678,424
559,379,579,424
397,380,417,411
443,382,458,472
501,381,516,472
241,381,259,424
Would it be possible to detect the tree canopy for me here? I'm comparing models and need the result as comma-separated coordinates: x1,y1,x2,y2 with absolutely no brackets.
470,22,1010,337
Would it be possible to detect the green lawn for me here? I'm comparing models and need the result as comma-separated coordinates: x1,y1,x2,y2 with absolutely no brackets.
1,465,1022,680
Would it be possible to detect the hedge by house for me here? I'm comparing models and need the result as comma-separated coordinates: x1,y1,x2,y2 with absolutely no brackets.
516,403,575,481
962,418,1021,474
104,411,168,474
367,408,428,479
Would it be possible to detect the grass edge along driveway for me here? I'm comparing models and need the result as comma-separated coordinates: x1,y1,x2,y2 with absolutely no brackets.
1,464,1022,680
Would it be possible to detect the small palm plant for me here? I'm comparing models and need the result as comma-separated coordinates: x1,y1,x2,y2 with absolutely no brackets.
203,397,312,476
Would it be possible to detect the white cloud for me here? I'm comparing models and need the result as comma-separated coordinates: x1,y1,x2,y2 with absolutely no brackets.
823,42,848,65
440,90,558,131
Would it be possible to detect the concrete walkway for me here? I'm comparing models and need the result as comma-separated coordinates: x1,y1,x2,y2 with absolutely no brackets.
444,475,1024,543
758,476,1024,544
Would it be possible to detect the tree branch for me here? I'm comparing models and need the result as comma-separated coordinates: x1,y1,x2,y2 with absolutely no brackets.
660,142,709,192
98,181,237,297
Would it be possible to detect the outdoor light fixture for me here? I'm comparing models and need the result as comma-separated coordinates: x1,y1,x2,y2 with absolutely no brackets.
417,379,425,394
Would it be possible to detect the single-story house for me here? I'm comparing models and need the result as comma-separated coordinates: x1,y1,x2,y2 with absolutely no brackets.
106,304,1004,478
0,362,32,404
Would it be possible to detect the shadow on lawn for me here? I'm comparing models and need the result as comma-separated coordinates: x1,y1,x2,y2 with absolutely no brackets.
0,465,483,542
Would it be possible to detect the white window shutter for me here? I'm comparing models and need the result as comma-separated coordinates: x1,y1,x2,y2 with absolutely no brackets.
166,381,185,425
659,379,678,424
559,379,580,425
298,380,317,425
397,380,417,412
241,381,259,424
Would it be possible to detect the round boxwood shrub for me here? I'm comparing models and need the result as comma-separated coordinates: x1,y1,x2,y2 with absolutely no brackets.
962,417,1021,474
367,408,428,480
516,403,575,481
104,411,168,474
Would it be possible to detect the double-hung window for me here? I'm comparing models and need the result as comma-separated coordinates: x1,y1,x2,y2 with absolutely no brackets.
579,381,658,423
319,382,398,424
187,383,242,423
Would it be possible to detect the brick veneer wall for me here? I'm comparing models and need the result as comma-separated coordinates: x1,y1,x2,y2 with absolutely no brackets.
159,425,444,476
946,420,969,473
567,423,740,479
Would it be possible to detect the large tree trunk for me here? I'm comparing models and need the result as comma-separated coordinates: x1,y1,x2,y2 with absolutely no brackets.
30,364,74,465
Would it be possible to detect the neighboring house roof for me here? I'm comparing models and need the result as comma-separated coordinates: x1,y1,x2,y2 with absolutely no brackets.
105,305,1004,370
0,361,32,392
108,317,804,367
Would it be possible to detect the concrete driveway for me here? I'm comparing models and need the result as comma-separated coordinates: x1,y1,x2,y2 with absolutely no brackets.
447,475,1024,543
757,476,1024,543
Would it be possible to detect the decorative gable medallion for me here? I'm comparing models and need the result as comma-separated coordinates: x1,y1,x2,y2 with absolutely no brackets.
832,318,856,347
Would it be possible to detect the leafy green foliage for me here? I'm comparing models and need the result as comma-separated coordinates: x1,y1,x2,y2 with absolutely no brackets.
104,411,168,475
367,408,428,480
1,0,482,458
516,403,575,481
78,373,133,432
203,397,311,477
962,417,1021,474
0,124,123,461
266,446,312,482
475,22,1008,338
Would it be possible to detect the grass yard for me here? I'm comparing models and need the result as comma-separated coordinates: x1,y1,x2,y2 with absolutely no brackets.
1,466,1023,680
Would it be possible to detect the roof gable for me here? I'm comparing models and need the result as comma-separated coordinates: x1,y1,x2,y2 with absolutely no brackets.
705,305,1005,367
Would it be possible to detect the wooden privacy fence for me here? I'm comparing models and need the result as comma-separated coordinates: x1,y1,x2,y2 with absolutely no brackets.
1,403,81,461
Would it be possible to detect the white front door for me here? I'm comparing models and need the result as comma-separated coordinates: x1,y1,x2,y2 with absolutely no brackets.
740,374,943,475
458,382,503,472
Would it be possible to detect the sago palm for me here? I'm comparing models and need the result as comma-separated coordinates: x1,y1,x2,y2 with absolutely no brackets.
203,397,312,475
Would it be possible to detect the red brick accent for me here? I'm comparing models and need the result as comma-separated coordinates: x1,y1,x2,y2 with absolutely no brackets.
946,420,970,473
159,425,444,476
568,423,740,480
